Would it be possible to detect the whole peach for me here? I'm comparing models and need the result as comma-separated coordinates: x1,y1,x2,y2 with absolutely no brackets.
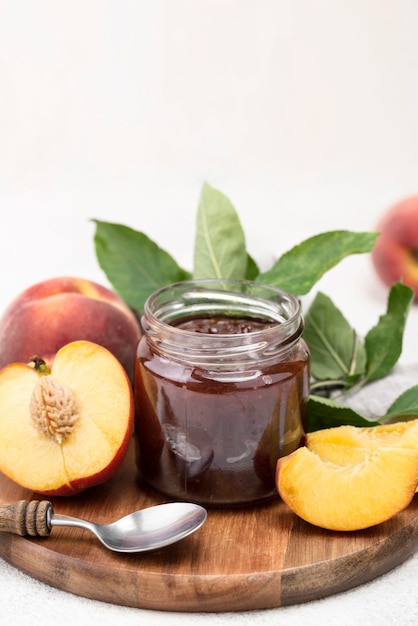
371,195,418,300
0,277,141,381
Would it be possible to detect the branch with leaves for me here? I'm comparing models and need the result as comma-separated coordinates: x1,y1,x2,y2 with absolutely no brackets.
306,284,415,430
92,182,416,432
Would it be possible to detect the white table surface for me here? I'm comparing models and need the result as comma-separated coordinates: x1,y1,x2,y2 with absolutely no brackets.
2,2,418,622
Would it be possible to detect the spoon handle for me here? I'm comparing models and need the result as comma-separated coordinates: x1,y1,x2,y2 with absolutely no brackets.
0,500,52,537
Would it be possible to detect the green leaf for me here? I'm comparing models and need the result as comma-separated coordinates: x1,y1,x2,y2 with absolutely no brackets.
93,220,191,312
364,282,414,383
303,292,366,381
307,395,380,432
258,230,378,295
380,385,418,423
245,253,260,280
193,182,248,279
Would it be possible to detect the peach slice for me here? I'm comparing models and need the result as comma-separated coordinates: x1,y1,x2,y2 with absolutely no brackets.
276,445,418,531
0,340,134,495
305,420,418,465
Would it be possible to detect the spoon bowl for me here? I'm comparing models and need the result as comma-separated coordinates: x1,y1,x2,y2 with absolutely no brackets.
0,500,207,553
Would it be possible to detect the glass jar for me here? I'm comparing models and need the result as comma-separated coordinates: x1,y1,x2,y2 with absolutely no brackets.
134,279,310,507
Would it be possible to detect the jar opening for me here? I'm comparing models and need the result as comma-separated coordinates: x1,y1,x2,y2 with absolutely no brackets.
144,279,300,327
141,279,303,366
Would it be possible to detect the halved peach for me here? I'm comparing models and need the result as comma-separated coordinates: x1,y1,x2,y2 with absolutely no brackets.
276,445,418,531
0,340,134,495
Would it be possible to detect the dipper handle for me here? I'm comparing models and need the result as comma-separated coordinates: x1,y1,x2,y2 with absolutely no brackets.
0,500,52,537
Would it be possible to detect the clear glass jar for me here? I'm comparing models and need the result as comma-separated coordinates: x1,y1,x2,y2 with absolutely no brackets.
134,279,310,507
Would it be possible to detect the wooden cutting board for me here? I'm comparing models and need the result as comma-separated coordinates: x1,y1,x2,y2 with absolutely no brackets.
0,438,417,613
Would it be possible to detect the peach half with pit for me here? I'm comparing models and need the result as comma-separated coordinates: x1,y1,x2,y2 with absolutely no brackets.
0,340,134,495
0,276,141,382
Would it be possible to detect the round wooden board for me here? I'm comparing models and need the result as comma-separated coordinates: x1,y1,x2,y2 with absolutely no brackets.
0,439,417,613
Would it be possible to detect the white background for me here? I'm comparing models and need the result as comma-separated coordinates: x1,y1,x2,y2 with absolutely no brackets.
1,2,418,624
2,1,418,346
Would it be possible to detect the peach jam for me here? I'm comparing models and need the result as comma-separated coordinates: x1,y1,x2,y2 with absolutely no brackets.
134,279,310,507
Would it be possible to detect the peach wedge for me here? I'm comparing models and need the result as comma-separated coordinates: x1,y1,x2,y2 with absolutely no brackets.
0,340,134,495
276,445,418,531
305,420,418,465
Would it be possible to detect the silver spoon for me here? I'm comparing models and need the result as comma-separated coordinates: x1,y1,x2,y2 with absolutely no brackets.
0,499,207,553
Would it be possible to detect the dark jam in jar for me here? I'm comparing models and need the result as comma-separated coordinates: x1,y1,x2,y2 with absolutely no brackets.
175,316,276,334
134,280,310,507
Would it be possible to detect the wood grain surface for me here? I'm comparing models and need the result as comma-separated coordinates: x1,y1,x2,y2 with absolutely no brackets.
0,439,417,612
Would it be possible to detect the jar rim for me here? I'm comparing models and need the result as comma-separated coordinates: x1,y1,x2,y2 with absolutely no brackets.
142,278,302,338
140,279,305,366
